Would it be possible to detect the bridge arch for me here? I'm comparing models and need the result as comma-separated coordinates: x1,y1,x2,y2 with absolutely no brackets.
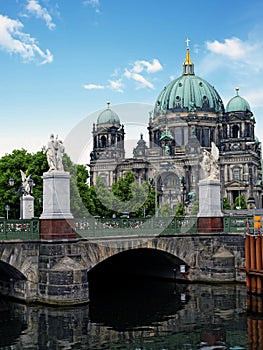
0,261,26,282
88,247,189,295
0,244,39,301
84,236,195,275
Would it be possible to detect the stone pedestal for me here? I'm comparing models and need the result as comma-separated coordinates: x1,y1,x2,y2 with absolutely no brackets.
20,195,34,219
197,179,224,233
40,171,75,239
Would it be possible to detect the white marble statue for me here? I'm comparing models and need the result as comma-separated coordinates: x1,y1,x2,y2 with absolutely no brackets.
201,142,219,180
20,170,32,195
46,134,65,172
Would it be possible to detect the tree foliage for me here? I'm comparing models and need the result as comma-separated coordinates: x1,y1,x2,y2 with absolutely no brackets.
159,202,171,217
190,200,199,216
223,197,231,210
234,194,247,210
63,154,90,218
0,148,48,218
174,202,185,218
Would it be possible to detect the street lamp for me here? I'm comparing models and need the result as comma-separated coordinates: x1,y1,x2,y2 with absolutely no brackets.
5,204,10,219
149,177,158,217
9,176,34,196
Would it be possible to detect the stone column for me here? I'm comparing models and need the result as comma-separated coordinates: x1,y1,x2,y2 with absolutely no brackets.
40,171,75,239
197,179,224,232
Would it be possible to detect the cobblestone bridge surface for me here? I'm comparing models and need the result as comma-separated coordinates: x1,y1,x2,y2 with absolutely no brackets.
0,233,245,304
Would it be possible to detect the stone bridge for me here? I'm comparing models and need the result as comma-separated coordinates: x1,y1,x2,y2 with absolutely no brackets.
0,232,245,305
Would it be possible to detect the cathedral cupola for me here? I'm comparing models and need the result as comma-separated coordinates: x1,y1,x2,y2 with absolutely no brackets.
90,102,125,162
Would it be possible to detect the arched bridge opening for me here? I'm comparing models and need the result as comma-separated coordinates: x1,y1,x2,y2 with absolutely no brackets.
0,261,26,299
88,248,190,329
88,248,189,296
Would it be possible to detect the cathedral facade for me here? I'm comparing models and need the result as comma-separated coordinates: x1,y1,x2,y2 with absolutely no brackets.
89,47,263,212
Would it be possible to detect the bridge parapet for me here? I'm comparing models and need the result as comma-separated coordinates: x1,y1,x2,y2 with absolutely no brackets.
0,215,254,240
0,218,39,240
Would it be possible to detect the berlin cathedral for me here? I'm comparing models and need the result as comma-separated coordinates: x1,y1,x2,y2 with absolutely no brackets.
89,46,263,212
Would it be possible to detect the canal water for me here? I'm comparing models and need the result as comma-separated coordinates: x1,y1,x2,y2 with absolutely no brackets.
0,280,260,349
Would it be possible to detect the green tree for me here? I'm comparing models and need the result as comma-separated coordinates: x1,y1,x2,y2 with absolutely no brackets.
92,176,115,217
134,182,156,217
190,200,199,216
0,148,93,219
0,149,48,218
234,194,247,210
159,202,171,217
174,202,185,218
111,171,148,217
223,197,231,210
63,154,91,218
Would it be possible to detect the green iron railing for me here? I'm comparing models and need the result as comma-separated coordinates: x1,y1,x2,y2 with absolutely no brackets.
223,215,253,234
0,214,257,240
75,216,197,237
0,218,40,240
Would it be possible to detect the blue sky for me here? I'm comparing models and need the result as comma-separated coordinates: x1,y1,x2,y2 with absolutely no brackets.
1,0,263,163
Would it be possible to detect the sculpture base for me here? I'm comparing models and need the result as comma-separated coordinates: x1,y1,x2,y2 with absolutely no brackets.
40,219,76,239
198,217,224,233
21,195,34,219
197,179,223,217
40,171,74,220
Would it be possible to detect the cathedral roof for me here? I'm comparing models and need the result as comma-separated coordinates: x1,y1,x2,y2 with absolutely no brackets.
153,46,224,116
97,102,121,125
225,88,251,113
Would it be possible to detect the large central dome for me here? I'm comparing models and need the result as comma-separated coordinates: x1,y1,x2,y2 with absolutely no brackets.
153,48,224,116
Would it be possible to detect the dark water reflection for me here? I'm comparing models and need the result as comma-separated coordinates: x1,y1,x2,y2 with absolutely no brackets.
0,281,257,349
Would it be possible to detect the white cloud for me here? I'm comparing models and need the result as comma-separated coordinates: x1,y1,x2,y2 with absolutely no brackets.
132,58,163,73
84,83,105,90
108,79,124,93
83,0,100,13
0,14,53,64
124,69,154,89
123,58,162,89
84,79,124,92
84,58,161,92
26,0,56,30
206,37,258,61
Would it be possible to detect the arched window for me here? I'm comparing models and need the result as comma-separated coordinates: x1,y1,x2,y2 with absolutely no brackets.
101,135,107,148
232,125,239,138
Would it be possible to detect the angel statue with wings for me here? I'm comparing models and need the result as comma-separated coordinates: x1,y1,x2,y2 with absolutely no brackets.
20,170,33,196
201,142,220,180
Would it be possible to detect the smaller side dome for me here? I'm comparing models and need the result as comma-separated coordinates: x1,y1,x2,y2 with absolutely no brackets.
97,102,121,125
226,88,251,113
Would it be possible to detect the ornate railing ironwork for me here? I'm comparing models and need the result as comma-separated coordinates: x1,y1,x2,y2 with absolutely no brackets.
0,214,257,240
75,216,197,237
0,218,40,240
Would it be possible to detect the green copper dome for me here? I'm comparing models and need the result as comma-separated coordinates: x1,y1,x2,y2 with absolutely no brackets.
154,49,224,116
97,102,121,125
225,89,251,113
